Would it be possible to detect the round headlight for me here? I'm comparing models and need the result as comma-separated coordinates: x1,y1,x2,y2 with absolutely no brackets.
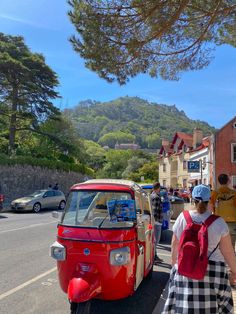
114,253,125,264
53,247,63,258
110,246,130,265
50,241,66,261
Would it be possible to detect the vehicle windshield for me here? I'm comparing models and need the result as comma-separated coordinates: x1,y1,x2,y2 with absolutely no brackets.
28,190,45,198
61,190,135,228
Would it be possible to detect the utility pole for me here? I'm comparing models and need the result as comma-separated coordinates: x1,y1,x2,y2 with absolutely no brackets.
200,159,203,184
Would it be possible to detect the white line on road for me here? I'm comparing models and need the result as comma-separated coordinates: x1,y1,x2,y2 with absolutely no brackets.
0,221,56,234
0,267,57,301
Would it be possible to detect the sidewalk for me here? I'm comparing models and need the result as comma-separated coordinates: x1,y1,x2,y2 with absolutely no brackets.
152,229,172,314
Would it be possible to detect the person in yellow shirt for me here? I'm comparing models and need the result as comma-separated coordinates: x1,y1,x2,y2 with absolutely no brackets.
210,173,236,249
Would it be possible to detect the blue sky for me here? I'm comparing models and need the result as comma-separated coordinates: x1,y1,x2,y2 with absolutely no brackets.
0,0,235,129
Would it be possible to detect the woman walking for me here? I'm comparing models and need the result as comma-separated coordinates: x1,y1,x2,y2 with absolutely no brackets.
162,184,236,313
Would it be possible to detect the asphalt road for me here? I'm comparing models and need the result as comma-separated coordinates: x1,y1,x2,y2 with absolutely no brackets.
0,210,171,314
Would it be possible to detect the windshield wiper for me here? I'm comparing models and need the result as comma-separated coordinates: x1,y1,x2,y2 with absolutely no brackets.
97,212,110,229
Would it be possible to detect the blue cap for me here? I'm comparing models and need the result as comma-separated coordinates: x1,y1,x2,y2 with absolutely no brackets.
192,184,211,202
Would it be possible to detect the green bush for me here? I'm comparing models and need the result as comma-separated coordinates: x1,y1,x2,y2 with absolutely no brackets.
0,153,94,176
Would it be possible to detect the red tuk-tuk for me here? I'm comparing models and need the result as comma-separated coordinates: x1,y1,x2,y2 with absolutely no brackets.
50,179,155,313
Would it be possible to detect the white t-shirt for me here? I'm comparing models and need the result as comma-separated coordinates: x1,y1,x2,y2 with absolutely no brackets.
173,210,229,262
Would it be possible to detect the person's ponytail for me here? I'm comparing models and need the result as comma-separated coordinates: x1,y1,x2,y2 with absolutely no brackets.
195,200,208,214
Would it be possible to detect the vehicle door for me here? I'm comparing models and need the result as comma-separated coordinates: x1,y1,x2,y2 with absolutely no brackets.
42,190,56,209
135,190,152,289
141,191,154,269
53,190,64,207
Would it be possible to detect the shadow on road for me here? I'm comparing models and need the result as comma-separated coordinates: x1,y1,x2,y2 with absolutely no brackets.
0,215,7,219
89,270,169,314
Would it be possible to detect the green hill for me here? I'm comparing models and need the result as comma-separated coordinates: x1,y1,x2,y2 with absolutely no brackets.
63,96,215,149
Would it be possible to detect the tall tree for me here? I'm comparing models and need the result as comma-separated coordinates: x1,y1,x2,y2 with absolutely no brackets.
68,0,236,84
0,33,60,154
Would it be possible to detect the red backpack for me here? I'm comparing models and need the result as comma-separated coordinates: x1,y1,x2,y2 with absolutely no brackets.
178,211,219,280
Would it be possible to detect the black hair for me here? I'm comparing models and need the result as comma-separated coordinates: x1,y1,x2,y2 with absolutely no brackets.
153,182,160,190
218,173,229,185
194,199,208,214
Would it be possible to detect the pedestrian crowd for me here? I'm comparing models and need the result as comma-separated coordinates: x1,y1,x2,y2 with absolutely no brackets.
150,174,236,313
48,183,59,190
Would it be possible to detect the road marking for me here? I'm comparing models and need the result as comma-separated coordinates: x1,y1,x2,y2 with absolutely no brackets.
0,267,57,301
0,221,56,234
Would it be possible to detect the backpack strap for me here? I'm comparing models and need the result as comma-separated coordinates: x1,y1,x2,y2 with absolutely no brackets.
204,214,219,228
183,210,193,224
208,243,219,259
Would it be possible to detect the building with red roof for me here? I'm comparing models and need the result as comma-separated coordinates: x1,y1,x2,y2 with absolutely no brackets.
158,128,211,188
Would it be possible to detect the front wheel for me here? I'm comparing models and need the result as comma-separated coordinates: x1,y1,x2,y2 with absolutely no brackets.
58,200,66,211
70,301,91,314
32,202,41,213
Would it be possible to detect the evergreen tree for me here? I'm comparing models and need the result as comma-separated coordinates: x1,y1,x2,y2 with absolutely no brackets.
68,0,236,84
0,33,60,154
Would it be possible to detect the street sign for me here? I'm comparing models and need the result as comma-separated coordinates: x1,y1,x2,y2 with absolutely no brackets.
187,161,200,172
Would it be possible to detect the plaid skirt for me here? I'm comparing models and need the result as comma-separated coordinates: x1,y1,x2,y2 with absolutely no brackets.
162,260,233,313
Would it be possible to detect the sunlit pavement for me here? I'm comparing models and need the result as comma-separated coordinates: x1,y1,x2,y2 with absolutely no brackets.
152,227,172,314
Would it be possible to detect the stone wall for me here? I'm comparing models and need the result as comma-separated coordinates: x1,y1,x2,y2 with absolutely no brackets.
0,165,88,206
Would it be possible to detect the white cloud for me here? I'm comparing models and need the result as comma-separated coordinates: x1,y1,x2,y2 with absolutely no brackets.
0,13,59,31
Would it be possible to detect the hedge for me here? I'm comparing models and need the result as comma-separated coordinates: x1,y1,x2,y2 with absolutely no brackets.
0,153,94,176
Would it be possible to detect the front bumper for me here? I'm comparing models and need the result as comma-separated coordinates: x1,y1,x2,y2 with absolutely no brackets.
11,204,32,211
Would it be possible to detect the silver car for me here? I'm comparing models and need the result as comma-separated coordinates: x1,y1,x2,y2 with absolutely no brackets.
11,189,66,213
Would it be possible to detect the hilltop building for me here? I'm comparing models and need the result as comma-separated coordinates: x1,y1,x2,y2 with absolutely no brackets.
114,143,140,150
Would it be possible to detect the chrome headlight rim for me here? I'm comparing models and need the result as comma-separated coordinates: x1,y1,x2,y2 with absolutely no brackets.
50,241,66,261
109,246,130,266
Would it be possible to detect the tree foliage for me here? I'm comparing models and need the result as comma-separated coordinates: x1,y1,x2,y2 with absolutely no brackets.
0,33,91,176
97,149,134,178
98,130,135,148
0,33,60,153
64,96,215,149
84,139,106,170
122,156,148,179
68,0,236,84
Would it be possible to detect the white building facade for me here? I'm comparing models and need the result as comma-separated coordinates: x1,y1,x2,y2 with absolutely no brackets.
188,147,211,185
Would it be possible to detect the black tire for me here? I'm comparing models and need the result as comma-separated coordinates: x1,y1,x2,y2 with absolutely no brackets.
70,301,91,314
32,202,41,213
58,200,66,211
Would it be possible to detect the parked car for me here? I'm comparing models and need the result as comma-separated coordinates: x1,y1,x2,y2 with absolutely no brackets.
176,189,191,203
140,183,154,194
11,189,66,213
140,184,167,195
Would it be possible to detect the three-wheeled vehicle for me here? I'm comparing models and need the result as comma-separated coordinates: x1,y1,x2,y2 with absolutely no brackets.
50,179,155,313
